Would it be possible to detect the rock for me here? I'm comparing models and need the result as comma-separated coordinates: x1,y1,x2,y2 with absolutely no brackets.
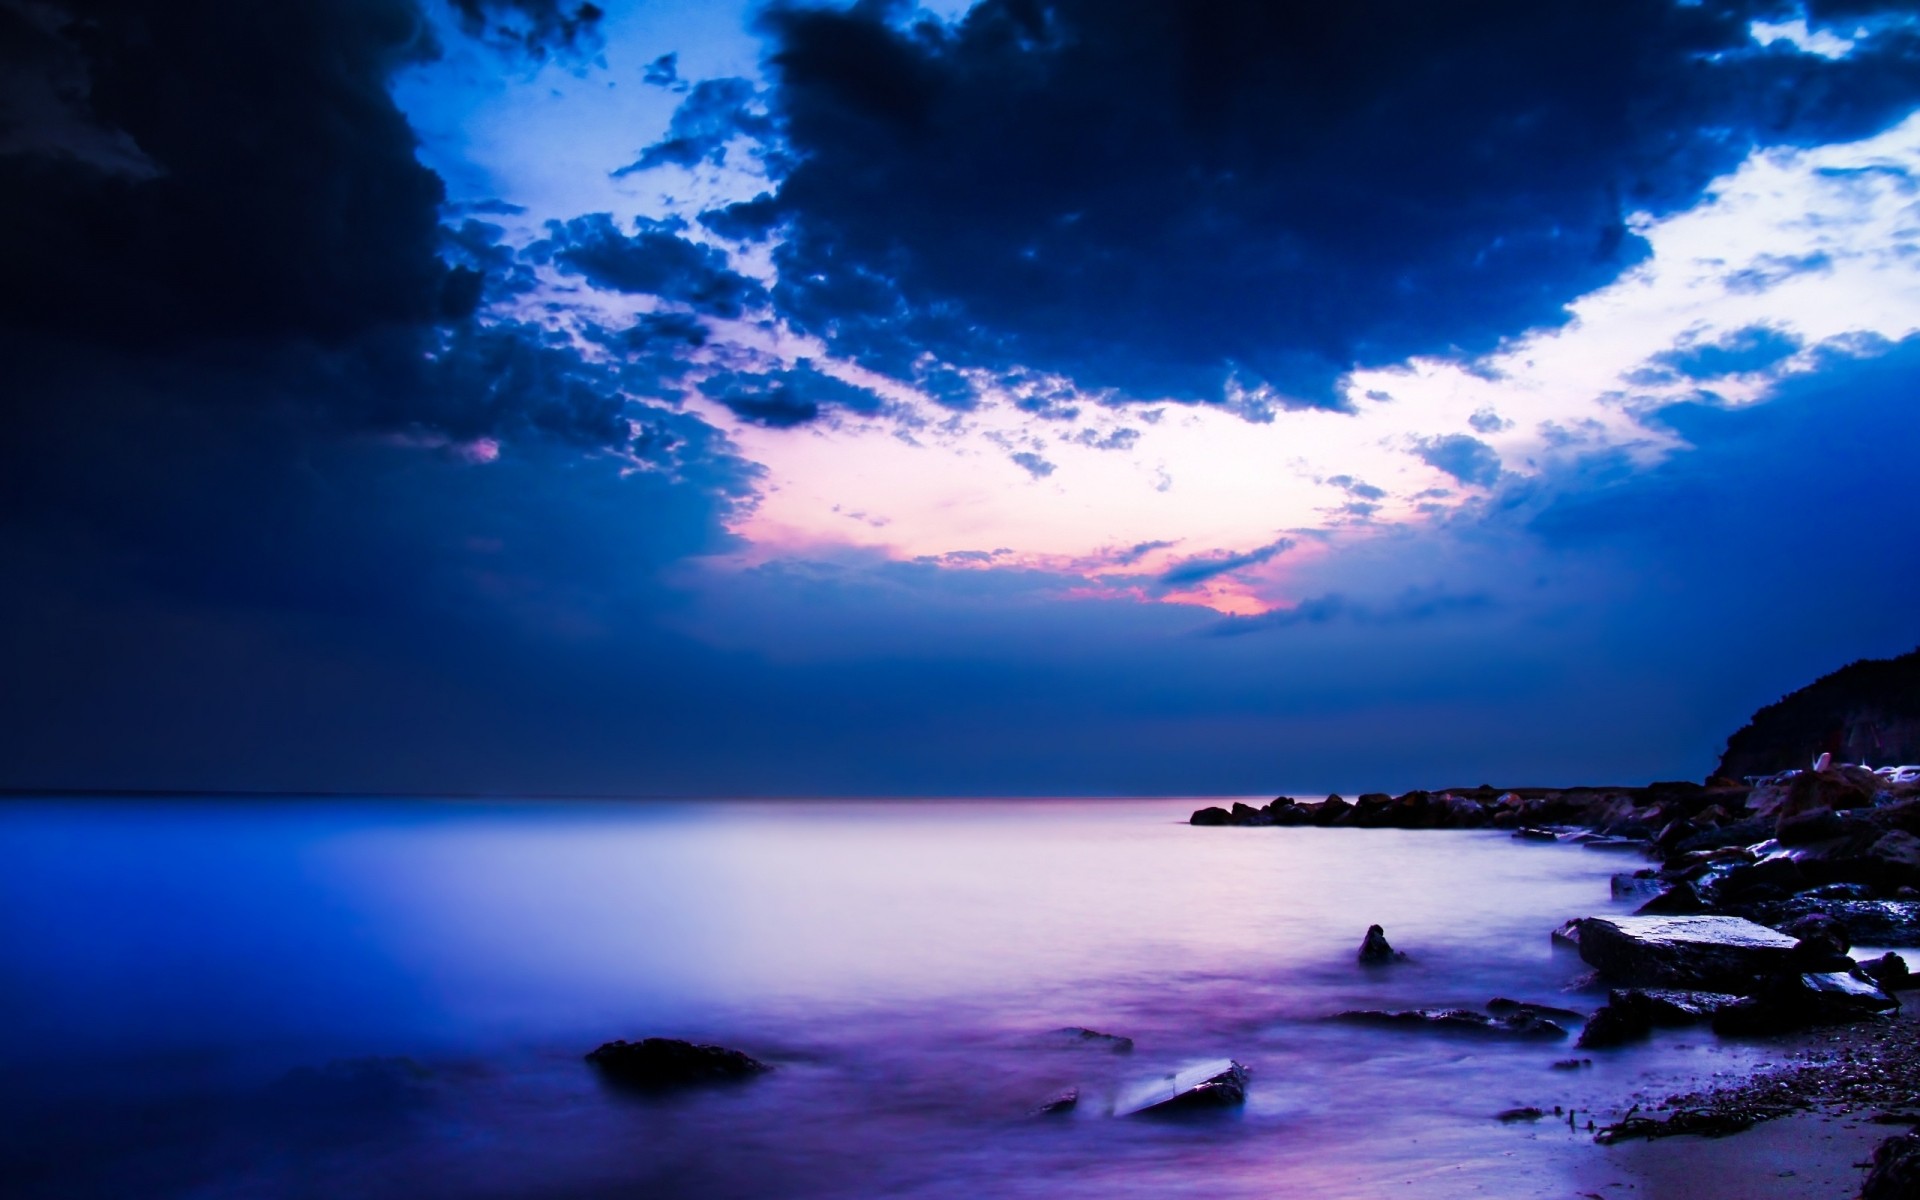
1031,1087,1079,1116
1189,806,1232,826
1672,817,1772,855
1334,1008,1568,1040
1113,1059,1248,1117
1550,1058,1593,1070
1777,805,1847,845
1052,1027,1134,1053
584,1038,770,1089
1863,952,1912,990
1230,802,1273,826
1495,1106,1545,1122
1357,923,1406,964
1612,872,1665,901
1711,857,1808,904
1873,830,1920,869
1781,911,1853,953
1570,915,1802,990
1317,795,1353,825
1577,989,1745,1049
1861,1132,1920,1200
1513,827,1560,842
1575,1002,1651,1049
1486,997,1583,1022
1634,883,1710,915
1711,971,1898,1036
1741,898,1920,946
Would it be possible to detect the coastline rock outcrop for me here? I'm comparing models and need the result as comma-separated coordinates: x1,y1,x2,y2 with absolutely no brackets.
584,1038,770,1089
1715,646,1920,780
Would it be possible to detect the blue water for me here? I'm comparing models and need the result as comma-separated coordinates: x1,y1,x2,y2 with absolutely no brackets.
0,799,1778,1198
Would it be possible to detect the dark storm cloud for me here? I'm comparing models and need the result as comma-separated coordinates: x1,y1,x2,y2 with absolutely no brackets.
448,0,606,60
534,214,769,318
725,0,1920,409
1156,537,1294,589
698,359,889,427
1414,435,1503,488
697,192,786,242
0,0,757,676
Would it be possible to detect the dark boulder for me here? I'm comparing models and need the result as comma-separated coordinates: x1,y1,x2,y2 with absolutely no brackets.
1569,915,1801,990
1711,971,1898,1036
1781,911,1853,953
1335,1007,1568,1040
1189,806,1232,826
584,1038,770,1089
1863,952,1912,990
1635,883,1710,915
1113,1059,1248,1117
1740,898,1920,946
1357,923,1407,964
1576,989,1743,1049
1486,997,1583,1022
1862,1133,1920,1200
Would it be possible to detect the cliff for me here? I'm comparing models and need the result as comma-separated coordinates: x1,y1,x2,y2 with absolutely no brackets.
1715,647,1920,779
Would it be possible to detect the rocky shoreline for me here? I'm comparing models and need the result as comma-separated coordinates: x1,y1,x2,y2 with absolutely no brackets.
1193,758,1920,1195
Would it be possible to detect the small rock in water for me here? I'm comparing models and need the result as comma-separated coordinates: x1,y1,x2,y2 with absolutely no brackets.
1031,1087,1079,1116
1496,1106,1545,1122
1549,1058,1593,1070
1113,1059,1249,1117
1357,923,1407,964
584,1038,770,1089
1052,1026,1134,1053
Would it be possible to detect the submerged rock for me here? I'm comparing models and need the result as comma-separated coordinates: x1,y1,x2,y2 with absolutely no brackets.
1030,1087,1079,1116
1357,923,1407,964
1113,1059,1248,1117
1189,806,1232,826
1568,915,1801,990
1495,1106,1545,1122
584,1038,770,1089
1335,1007,1568,1040
1051,1027,1134,1053
1576,989,1743,1049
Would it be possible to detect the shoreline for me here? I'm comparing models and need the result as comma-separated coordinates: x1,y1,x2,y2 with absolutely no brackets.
1195,764,1920,1196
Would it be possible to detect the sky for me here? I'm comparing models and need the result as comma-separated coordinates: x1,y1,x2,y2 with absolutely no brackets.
3,0,1919,796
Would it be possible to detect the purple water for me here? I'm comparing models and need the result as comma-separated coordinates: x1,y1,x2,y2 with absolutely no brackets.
0,799,1778,1198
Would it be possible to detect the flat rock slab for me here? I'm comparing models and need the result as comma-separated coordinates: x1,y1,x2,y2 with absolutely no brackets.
1113,1058,1248,1117
1572,915,1801,990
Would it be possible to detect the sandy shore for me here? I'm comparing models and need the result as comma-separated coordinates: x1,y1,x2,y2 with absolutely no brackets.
1573,999,1920,1197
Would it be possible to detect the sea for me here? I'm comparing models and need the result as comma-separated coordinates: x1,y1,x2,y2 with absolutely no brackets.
0,797,1787,1198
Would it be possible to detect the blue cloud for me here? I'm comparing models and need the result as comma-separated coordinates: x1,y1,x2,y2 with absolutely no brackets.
1414,435,1502,487
1157,537,1294,588
1648,323,1804,380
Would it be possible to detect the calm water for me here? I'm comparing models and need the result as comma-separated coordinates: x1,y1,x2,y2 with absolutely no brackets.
0,798,1777,1198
